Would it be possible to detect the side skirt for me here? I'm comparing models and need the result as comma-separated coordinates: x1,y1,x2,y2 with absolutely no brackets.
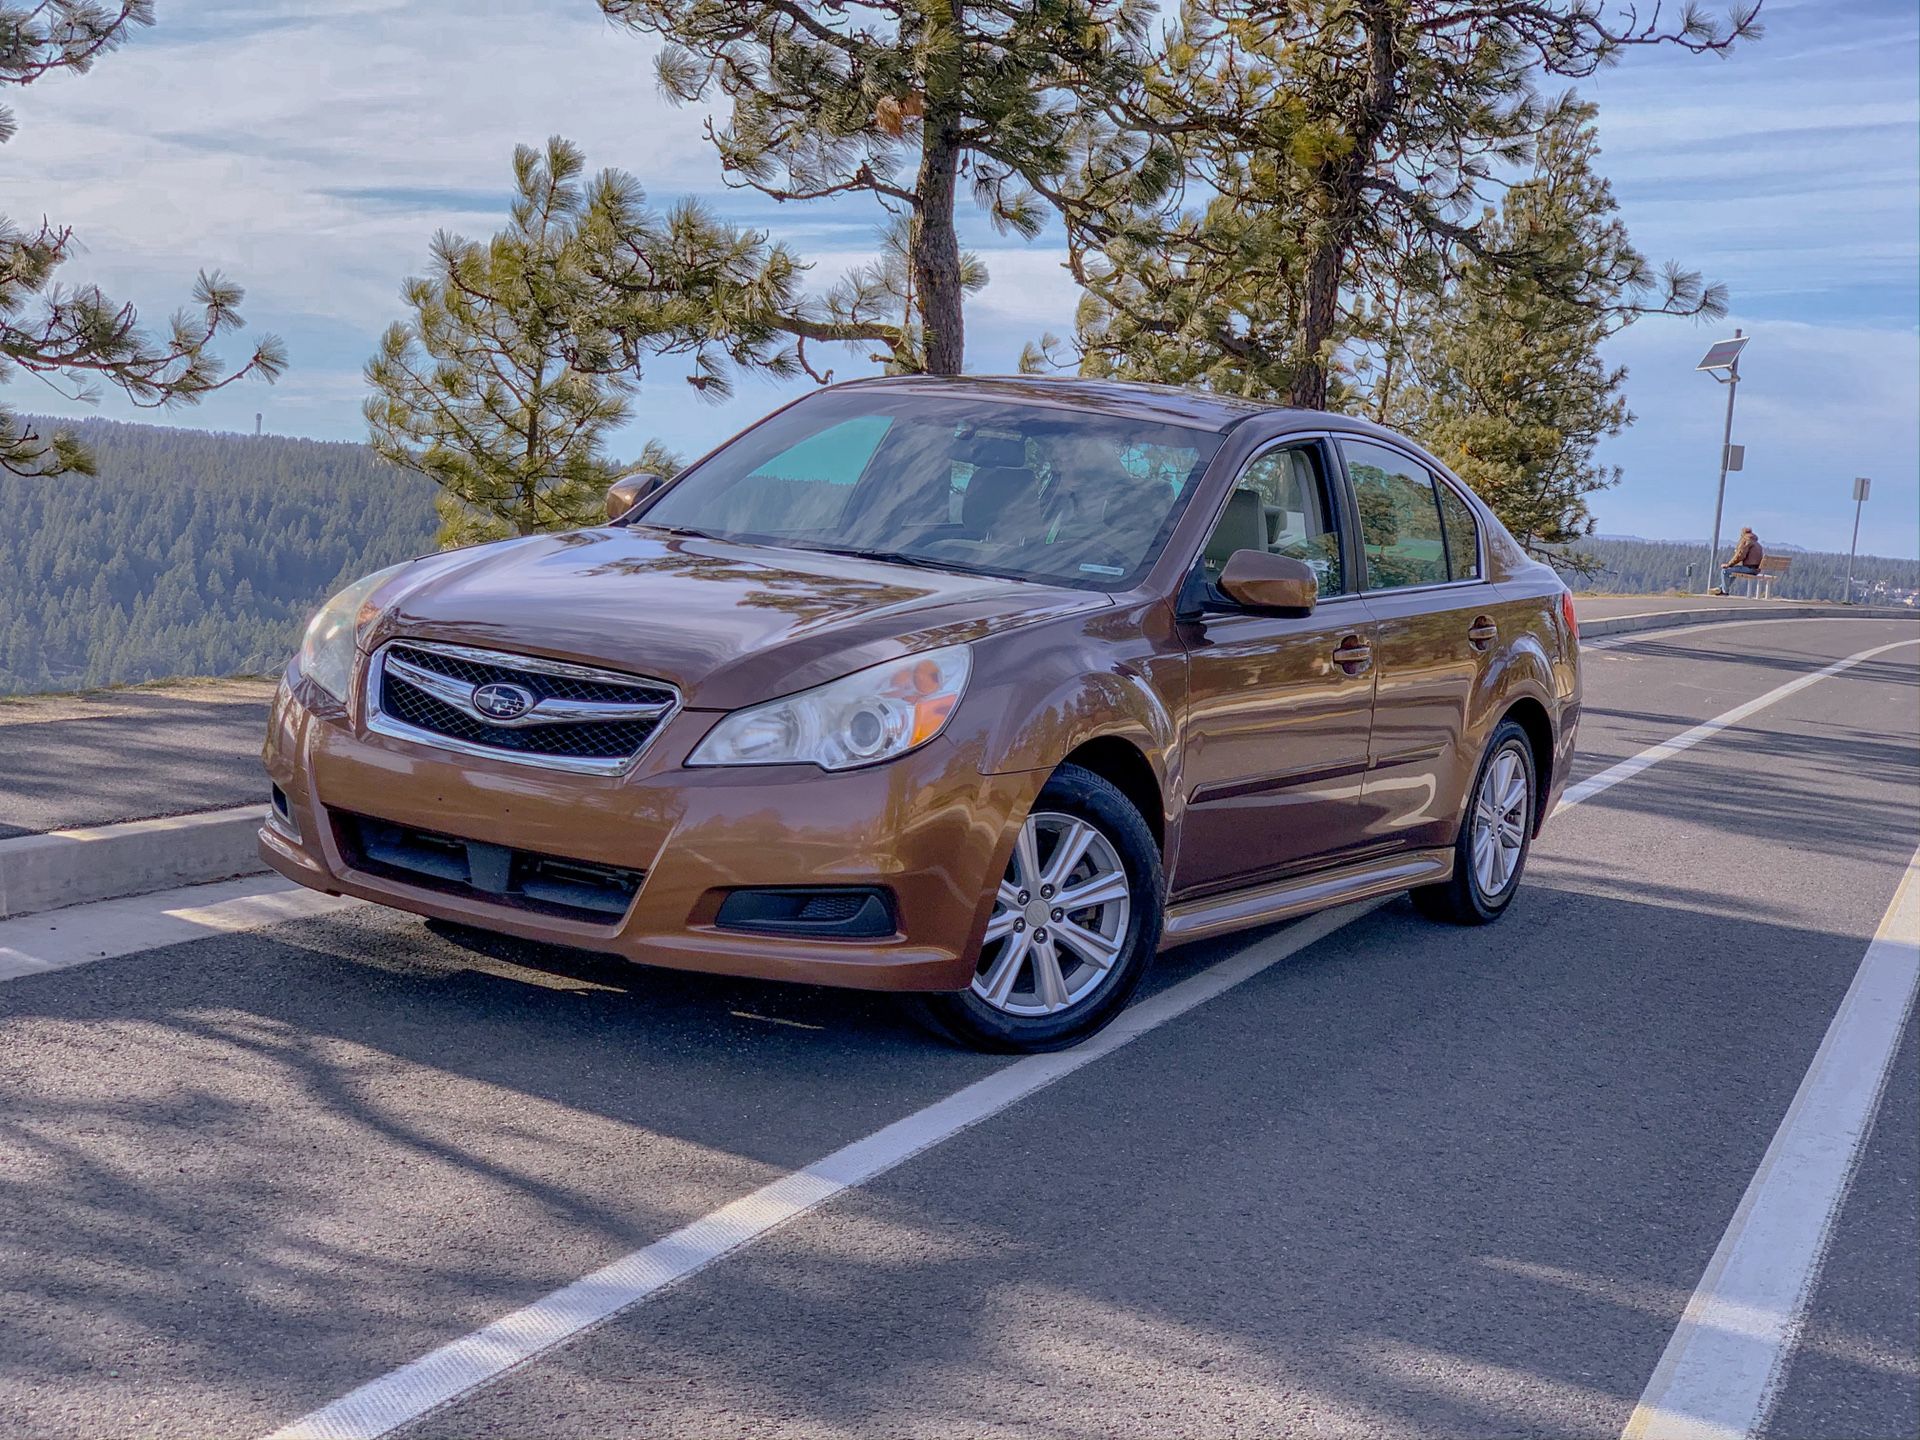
1159,848,1453,949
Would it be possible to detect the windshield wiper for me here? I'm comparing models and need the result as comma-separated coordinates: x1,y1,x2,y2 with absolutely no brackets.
798,544,979,577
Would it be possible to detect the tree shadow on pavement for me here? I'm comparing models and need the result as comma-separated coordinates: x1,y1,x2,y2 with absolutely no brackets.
3,864,1916,1438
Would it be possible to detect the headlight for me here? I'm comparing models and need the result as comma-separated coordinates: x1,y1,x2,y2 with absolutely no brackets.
295,563,411,703
687,644,972,771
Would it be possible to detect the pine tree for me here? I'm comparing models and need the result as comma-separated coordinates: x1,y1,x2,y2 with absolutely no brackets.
1400,100,1657,560
598,0,1172,374
364,138,693,543
0,1,286,476
1060,0,1757,409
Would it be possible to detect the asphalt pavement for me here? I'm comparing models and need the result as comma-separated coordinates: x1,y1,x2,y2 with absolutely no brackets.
0,680,275,838
1571,595,1906,623
0,614,1915,1439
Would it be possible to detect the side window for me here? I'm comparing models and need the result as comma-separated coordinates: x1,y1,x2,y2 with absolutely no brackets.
1203,444,1345,596
1435,479,1481,581
715,415,892,534
1341,440,1449,591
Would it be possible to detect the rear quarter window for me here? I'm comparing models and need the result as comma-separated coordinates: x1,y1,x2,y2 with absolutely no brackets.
1435,480,1482,581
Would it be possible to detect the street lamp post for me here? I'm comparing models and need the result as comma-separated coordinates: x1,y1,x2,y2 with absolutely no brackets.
1846,476,1870,604
1697,331,1750,592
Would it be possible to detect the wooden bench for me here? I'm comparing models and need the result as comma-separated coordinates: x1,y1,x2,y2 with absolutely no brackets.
1728,554,1792,599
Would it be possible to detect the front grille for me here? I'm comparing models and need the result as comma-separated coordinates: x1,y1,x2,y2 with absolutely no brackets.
367,640,677,774
386,643,674,708
335,811,645,922
379,678,661,760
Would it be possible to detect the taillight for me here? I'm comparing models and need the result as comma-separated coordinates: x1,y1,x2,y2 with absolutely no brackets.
1560,589,1579,644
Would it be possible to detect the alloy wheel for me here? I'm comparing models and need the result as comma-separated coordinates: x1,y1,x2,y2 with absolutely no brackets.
971,810,1132,1018
1470,744,1531,899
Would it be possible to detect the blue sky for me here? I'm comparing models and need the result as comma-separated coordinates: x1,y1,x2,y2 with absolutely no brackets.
10,0,1917,558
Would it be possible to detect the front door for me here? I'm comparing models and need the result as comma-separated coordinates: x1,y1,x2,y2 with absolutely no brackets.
1340,438,1495,850
1174,441,1378,898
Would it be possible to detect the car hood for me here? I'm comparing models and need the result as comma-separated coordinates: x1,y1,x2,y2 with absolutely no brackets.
368,526,1105,710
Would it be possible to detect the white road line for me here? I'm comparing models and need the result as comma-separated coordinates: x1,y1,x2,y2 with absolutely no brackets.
1557,637,1920,814
0,876,357,981
262,898,1387,1440
1583,615,1918,652
1622,840,1920,1440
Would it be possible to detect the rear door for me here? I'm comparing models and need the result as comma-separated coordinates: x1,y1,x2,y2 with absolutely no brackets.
1174,439,1378,898
1339,438,1495,851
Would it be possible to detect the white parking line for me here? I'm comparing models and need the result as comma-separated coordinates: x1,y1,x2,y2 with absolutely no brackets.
1583,615,1919,652
1622,840,1920,1440
262,898,1388,1440
0,877,357,981
1557,637,1920,814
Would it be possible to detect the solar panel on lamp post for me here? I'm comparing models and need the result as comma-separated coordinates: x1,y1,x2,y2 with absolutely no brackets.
1697,330,1749,594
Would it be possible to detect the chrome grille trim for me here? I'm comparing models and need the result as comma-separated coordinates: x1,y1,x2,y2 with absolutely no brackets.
365,639,680,775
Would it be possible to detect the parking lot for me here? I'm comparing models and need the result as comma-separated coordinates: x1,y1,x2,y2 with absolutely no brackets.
3,614,1916,1439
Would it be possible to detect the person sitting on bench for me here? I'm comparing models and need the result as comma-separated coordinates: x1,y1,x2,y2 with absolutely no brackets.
1715,527,1764,595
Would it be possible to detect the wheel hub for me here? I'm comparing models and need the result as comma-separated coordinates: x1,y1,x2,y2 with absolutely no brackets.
972,809,1132,1018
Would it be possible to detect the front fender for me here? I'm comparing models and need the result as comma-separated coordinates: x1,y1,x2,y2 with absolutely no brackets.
959,601,1183,785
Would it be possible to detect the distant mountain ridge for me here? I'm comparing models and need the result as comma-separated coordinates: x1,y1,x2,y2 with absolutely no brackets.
1593,534,1810,554
1,414,437,696
1567,536,1916,600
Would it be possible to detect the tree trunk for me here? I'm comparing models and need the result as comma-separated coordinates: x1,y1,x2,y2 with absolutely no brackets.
910,120,965,375
1288,0,1398,413
1290,242,1340,410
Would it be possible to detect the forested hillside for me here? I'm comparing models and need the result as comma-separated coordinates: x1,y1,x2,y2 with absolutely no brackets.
1,416,436,696
1568,537,1919,602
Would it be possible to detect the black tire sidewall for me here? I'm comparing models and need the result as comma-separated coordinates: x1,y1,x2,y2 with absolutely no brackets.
920,764,1163,1053
1458,721,1536,919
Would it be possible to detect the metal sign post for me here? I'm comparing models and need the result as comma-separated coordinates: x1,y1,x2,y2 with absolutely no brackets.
1697,331,1750,592
1846,476,1870,603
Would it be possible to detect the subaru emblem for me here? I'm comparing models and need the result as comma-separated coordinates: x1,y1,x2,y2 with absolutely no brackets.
471,681,536,721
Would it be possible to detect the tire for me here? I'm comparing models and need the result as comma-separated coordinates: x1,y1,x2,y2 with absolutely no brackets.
913,763,1163,1053
1413,719,1537,925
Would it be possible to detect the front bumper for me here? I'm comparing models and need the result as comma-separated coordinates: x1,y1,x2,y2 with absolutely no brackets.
260,676,1038,992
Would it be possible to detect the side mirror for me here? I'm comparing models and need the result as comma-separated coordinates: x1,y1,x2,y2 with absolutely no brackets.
1218,550,1318,615
605,473,665,522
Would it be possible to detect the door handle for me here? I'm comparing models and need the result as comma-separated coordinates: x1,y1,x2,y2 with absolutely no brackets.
1332,636,1373,675
1467,616,1498,650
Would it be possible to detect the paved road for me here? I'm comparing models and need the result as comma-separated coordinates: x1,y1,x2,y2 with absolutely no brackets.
0,680,275,839
1,615,1916,1440
1572,594,1908,622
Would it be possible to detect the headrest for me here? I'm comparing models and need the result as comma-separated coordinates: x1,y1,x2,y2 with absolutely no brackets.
963,434,1027,469
961,466,1034,533
1205,488,1267,567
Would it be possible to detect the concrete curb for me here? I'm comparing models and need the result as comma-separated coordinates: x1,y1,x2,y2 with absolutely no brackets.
1581,603,1914,640
0,805,268,920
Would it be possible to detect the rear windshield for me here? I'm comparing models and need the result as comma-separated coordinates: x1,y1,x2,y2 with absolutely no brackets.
636,390,1224,591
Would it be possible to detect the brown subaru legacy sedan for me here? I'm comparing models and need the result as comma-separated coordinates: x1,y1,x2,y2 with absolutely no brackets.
262,376,1580,1050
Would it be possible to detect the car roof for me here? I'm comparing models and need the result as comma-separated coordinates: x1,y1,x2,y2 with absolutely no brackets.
832,374,1427,451
831,373,1312,434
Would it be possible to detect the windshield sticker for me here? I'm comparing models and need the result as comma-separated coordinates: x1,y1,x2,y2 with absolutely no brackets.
1078,563,1125,576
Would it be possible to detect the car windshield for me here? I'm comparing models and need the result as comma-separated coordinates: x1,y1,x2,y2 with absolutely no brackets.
635,390,1224,591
